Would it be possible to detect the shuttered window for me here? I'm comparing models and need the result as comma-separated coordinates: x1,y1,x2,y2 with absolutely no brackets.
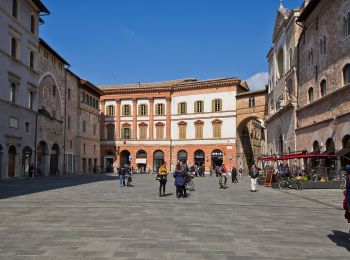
106,105,115,116
179,125,187,139
139,125,147,140
155,104,164,116
138,104,148,116
194,100,204,113
106,125,115,140
195,123,203,139
122,105,131,116
121,127,131,139
178,102,187,114
212,99,222,112
156,125,164,140
212,122,222,138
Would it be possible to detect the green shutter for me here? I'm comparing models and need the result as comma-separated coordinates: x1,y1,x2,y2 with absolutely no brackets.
138,104,141,116
145,104,148,115
184,102,187,114
177,103,180,114
212,100,215,112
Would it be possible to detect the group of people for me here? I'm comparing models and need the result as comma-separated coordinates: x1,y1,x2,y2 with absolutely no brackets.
118,164,133,187
156,161,194,198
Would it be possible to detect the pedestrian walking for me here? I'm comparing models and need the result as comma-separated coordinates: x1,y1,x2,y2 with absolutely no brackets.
249,164,259,192
126,167,133,187
29,163,34,179
157,162,169,197
198,165,204,177
219,163,228,188
344,165,350,233
231,167,238,183
119,165,126,187
238,163,243,180
174,163,186,198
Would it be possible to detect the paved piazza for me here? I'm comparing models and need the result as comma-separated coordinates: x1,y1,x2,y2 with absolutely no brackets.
0,174,349,259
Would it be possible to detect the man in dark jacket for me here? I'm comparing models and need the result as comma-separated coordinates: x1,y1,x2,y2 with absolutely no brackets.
249,164,259,192
231,167,238,183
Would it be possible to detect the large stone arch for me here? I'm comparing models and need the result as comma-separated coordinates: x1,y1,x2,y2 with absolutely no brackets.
38,72,64,117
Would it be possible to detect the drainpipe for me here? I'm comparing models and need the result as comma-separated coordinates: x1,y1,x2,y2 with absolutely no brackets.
63,65,71,175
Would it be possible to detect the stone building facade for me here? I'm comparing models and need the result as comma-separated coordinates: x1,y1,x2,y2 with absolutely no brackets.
266,3,301,156
99,78,249,174
0,0,49,179
296,0,350,169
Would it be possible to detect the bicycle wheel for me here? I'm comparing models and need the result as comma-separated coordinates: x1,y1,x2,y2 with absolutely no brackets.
340,179,346,190
188,179,194,191
279,179,288,190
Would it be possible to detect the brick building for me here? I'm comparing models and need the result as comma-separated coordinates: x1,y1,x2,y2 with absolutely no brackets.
296,0,350,169
265,2,301,156
99,78,249,174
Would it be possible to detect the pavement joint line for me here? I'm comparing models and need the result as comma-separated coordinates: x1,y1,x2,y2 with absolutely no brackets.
278,189,342,210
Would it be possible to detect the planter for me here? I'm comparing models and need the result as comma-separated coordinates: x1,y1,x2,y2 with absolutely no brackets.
258,180,341,189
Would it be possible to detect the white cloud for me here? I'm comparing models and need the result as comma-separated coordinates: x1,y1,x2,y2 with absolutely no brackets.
245,72,268,91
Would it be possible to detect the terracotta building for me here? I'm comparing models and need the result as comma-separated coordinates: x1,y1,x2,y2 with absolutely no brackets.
99,78,249,174
266,2,301,156
296,0,350,170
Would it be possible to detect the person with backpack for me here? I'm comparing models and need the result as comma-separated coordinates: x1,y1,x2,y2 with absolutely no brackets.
231,167,238,183
219,163,228,188
174,163,186,198
119,165,126,187
157,162,168,197
249,164,259,192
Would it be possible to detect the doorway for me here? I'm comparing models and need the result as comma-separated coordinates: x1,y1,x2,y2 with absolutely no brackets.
194,150,205,167
22,146,32,176
211,149,223,171
153,150,164,173
120,150,131,167
8,145,16,177
177,150,188,164
50,143,59,176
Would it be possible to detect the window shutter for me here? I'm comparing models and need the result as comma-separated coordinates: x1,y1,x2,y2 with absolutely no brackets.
138,104,141,116
145,105,148,115
194,101,197,113
184,102,187,114
121,106,125,116
177,103,180,114
212,100,214,112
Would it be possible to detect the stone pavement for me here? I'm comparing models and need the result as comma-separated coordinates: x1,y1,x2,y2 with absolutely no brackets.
0,174,349,259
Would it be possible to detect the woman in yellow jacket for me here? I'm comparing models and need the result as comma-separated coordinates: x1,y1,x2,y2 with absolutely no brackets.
158,162,168,197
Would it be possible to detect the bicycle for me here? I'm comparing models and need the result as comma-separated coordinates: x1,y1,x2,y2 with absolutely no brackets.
339,171,346,190
219,175,227,188
186,174,195,191
279,176,303,191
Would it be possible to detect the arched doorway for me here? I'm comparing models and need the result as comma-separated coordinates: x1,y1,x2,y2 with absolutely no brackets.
153,150,164,173
211,149,223,171
37,141,48,176
311,140,321,168
278,134,284,155
136,150,147,173
177,150,188,164
325,138,336,177
194,150,205,167
8,145,16,177
22,146,32,176
104,149,115,173
120,150,130,167
50,143,59,176
341,135,350,169
0,145,3,179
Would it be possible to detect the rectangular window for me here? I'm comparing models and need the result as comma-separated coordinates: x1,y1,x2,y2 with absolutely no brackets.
194,100,204,113
106,105,115,116
195,124,203,139
122,105,131,116
178,102,187,114
213,124,222,138
52,110,56,119
156,103,164,116
10,83,16,103
212,99,222,112
94,145,96,155
67,116,71,129
9,117,18,129
179,125,186,140
93,124,96,135
156,126,164,140
28,91,34,109
107,125,114,140
139,104,148,116
83,120,86,132
25,122,30,133
68,89,71,100
121,127,131,139
139,126,147,140
83,144,86,155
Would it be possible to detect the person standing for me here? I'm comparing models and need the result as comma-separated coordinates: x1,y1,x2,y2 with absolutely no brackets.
119,165,126,187
28,163,34,179
238,163,243,180
158,162,168,197
249,164,259,192
219,163,228,188
174,163,186,198
231,167,238,183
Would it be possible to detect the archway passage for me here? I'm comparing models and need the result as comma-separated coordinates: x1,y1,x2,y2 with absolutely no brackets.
177,150,188,164
120,150,130,167
341,135,350,169
136,150,147,173
211,149,223,172
104,149,115,173
153,150,164,173
311,140,321,168
37,141,48,176
194,150,205,167
50,143,59,176
22,146,32,176
8,145,16,177
324,138,336,177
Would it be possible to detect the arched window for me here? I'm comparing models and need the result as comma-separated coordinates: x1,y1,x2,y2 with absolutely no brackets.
308,87,314,103
12,0,18,18
155,122,164,140
212,119,222,139
10,82,16,102
320,80,326,97
343,64,350,85
138,122,147,140
30,15,35,34
28,91,34,109
11,37,17,58
343,13,350,37
29,51,34,69
178,121,187,140
248,96,255,108
121,124,131,140
194,120,204,139
52,85,56,96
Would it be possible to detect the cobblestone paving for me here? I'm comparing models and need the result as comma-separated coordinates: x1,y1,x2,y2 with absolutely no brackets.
0,174,349,259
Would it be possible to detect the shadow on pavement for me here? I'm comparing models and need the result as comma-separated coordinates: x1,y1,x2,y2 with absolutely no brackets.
327,230,350,252
0,174,118,200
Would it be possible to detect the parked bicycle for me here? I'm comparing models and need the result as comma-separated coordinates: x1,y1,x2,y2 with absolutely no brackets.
279,176,303,191
339,171,347,190
186,173,195,191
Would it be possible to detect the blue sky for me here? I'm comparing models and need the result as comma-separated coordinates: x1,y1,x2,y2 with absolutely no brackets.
40,0,303,89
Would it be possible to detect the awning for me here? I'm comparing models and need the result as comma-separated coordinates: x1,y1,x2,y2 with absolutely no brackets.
258,157,277,161
335,148,350,157
279,153,336,160
136,158,146,164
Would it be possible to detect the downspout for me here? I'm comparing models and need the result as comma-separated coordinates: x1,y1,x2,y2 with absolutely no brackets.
63,65,71,175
